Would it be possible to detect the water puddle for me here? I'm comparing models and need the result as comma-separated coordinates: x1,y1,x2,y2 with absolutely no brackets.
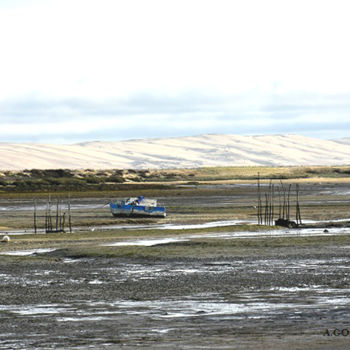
0,219,254,236
104,226,349,247
9,286,347,324
86,219,253,233
0,304,73,316
154,220,251,230
0,201,106,212
3,217,349,237
0,248,56,256
106,237,189,247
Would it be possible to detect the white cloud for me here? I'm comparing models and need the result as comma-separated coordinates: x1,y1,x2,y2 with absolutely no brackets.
0,0,349,141
0,91,348,143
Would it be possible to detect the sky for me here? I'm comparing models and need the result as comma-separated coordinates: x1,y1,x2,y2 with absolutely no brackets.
0,0,349,143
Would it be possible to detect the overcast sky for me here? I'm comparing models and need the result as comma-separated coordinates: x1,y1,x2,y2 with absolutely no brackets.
0,0,349,143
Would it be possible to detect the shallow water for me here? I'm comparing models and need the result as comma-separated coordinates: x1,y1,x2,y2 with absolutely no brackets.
0,219,254,236
103,226,350,247
82,219,253,233
0,248,56,256
108,237,189,247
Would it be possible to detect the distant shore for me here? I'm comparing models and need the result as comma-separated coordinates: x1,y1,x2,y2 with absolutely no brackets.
0,165,350,194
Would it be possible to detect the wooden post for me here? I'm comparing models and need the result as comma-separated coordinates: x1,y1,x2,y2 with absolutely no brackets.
277,186,282,218
282,182,287,220
271,184,274,225
48,194,52,232
68,195,72,233
62,212,66,232
58,199,62,231
264,193,268,225
296,184,302,225
34,199,37,234
257,173,262,224
287,184,292,221
45,196,49,233
55,199,59,232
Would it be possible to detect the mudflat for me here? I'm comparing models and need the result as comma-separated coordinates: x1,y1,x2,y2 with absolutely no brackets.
0,179,350,349
1,245,350,350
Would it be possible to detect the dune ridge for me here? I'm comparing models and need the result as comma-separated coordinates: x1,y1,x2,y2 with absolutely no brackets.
1,134,349,170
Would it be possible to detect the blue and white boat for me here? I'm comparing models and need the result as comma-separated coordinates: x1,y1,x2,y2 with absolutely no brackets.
110,196,166,218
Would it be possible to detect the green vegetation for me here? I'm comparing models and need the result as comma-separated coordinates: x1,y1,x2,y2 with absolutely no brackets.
130,166,350,182
0,166,343,193
0,168,127,193
1,166,350,194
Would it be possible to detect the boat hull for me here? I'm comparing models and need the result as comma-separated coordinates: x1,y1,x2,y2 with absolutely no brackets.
110,203,166,218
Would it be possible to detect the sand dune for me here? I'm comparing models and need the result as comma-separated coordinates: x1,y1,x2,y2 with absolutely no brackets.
0,134,349,170
333,137,350,145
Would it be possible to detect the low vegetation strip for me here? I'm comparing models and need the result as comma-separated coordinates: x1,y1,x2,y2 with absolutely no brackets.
0,166,350,193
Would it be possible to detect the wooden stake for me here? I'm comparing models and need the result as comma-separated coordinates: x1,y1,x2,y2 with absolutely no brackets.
296,184,302,225
280,181,286,219
68,195,72,233
287,184,292,221
271,184,274,225
34,199,37,234
56,199,59,232
257,173,262,224
264,193,268,225
277,186,282,218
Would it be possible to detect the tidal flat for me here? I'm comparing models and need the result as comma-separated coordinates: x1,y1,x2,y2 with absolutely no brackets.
0,177,350,349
